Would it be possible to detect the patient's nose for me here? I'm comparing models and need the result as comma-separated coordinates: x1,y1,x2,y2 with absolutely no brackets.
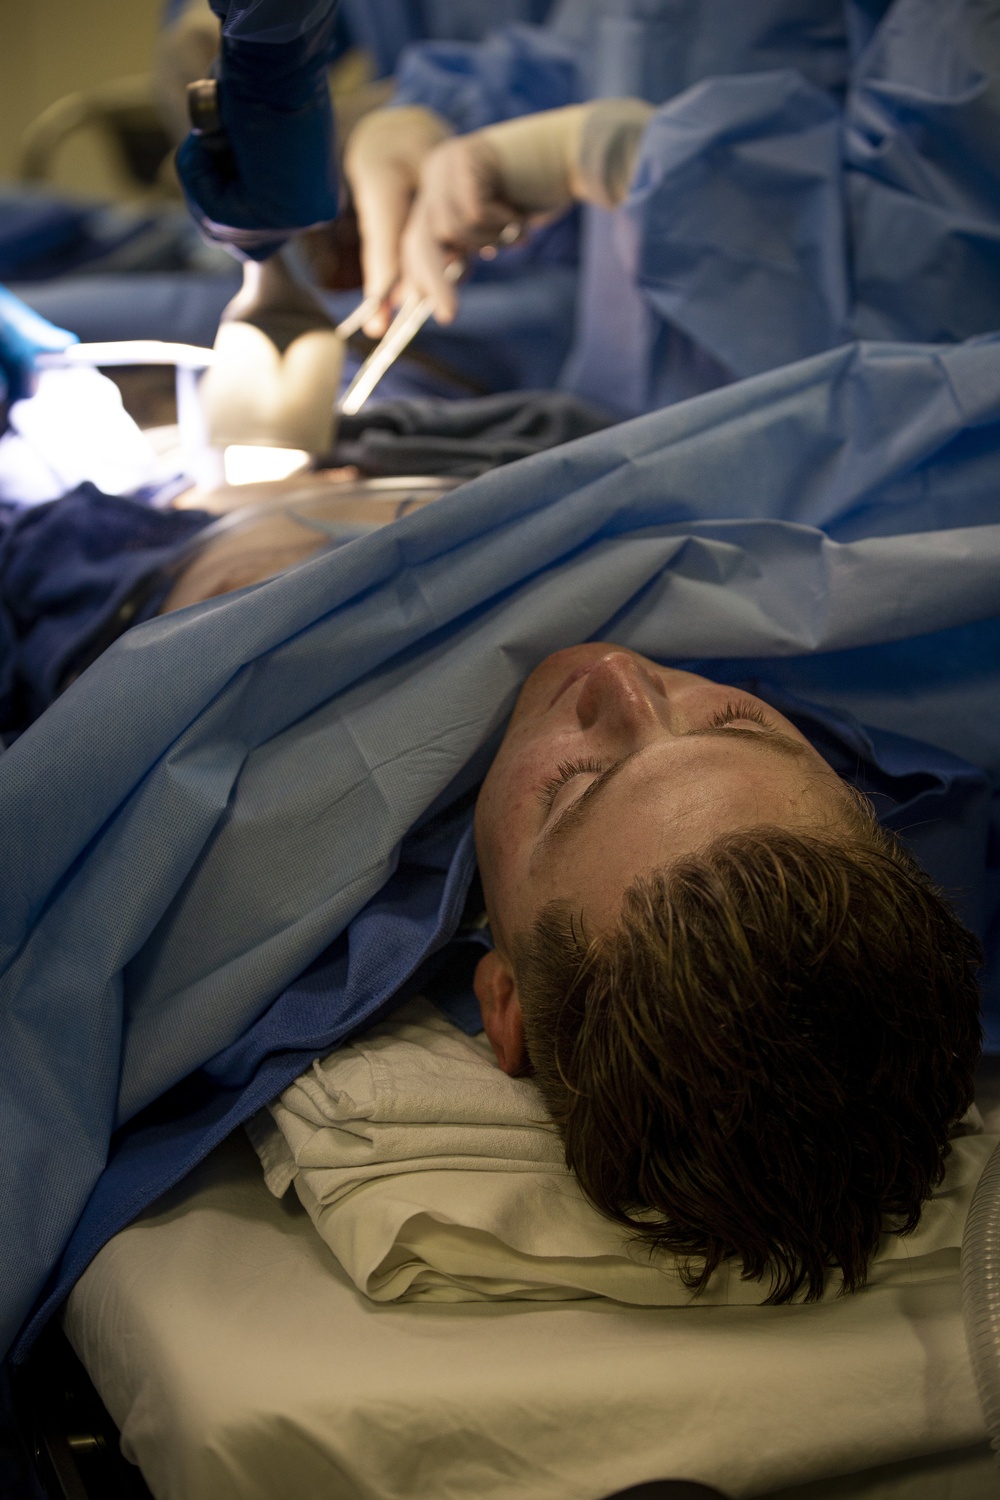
574,652,671,737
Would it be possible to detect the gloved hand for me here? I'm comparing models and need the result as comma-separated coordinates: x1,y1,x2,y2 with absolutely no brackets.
0,285,77,410
398,99,656,325
175,11,340,261
343,105,453,336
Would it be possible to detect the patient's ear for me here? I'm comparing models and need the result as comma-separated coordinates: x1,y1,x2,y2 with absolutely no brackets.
474,950,527,1075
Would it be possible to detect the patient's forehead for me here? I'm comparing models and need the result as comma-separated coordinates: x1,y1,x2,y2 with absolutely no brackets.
526,732,843,928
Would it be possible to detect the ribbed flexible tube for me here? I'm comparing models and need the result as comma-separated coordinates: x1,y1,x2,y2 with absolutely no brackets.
961,1140,1000,1456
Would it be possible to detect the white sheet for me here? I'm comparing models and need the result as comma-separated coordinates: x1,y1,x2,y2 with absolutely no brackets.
64,1131,991,1500
246,1000,997,1308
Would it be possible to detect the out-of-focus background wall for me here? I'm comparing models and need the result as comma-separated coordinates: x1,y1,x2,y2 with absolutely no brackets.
0,0,163,197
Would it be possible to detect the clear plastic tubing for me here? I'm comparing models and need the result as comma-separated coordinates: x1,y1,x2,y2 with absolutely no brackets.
962,1140,1000,1456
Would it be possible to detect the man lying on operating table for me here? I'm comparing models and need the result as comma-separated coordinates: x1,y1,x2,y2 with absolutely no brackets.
460,643,982,1303
4,330,998,1364
239,639,983,1320
249,639,986,1311
0,477,983,1308
1,491,983,1305
1,529,989,1319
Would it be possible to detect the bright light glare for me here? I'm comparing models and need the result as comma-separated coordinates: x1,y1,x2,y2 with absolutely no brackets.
223,445,309,486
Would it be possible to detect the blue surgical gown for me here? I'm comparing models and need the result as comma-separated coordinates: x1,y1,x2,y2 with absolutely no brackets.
2,330,1000,1359
338,0,557,79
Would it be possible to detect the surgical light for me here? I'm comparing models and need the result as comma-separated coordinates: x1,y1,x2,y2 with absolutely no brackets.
223,445,310,486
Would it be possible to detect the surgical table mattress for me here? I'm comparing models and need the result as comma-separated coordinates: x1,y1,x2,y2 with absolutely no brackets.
63,1132,994,1500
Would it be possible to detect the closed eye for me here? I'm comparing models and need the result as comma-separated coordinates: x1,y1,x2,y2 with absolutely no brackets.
538,703,773,814
708,699,773,730
537,757,606,814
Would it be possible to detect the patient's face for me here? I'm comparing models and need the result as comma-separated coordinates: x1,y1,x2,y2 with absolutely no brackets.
474,646,850,950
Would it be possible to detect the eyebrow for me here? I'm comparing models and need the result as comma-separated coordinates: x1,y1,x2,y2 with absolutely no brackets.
535,726,815,858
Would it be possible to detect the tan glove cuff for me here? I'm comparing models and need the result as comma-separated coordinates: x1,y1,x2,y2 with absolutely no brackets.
477,98,656,215
477,106,588,214
576,97,656,208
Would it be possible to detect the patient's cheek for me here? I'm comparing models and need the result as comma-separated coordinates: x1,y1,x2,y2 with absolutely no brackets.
475,762,536,923
477,720,597,929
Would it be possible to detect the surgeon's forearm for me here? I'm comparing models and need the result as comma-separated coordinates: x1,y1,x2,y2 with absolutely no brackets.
576,98,657,208
176,0,341,257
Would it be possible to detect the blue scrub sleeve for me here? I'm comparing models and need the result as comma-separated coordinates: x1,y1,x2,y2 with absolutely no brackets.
0,284,76,408
392,0,853,130
334,0,556,80
392,24,581,133
845,0,893,59
175,1,340,260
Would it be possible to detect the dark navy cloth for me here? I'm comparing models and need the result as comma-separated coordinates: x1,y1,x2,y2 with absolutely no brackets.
0,487,211,741
0,196,92,284
10,686,992,1361
333,390,613,476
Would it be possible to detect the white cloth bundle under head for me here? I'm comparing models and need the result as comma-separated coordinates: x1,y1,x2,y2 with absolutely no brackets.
247,999,995,1307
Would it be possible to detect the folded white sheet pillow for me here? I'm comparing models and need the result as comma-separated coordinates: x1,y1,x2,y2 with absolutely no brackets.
247,999,995,1306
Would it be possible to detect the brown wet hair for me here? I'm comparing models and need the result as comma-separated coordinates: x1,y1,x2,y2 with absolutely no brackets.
514,800,983,1302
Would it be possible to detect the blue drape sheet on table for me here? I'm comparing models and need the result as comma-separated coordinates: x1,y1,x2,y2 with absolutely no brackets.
2,332,1000,1358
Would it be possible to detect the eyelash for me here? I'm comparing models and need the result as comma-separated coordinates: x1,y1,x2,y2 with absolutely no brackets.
537,702,770,813
539,757,605,812
709,699,771,729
